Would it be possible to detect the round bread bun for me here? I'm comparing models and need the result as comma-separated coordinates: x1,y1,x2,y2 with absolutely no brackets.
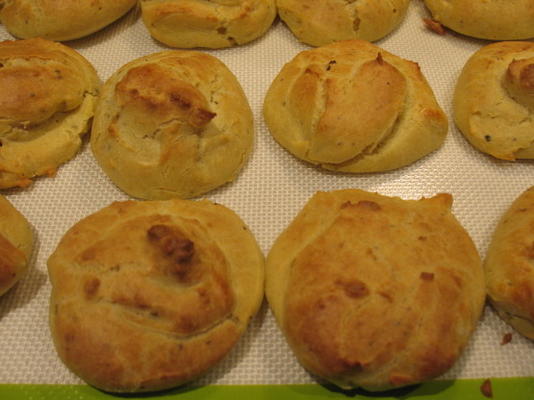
266,189,485,390
485,187,534,340
0,0,137,41
277,0,410,46
0,195,33,296
263,40,448,173
0,38,100,189
453,42,534,161
47,198,264,392
423,0,534,40
140,0,276,49
90,50,253,200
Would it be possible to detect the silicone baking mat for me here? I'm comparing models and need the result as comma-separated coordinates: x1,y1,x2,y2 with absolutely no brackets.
0,2,533,399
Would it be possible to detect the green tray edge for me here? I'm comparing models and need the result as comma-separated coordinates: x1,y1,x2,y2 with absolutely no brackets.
0,378,533,399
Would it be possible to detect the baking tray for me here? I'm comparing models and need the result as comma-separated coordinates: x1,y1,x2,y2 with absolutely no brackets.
0,2,533,399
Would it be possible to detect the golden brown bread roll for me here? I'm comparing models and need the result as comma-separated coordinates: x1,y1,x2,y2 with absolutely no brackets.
263,40,448,173
453,41,534,160
0,38,100,189
90,50,253,200
0,195,33,296
48,198,264,392
140,0,276,48
266,189,485,390
0,0,137,41
277,0,410,46
485,187,534,339
423,0,534,40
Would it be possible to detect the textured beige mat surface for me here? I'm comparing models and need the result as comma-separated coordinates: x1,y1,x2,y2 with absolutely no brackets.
0,2,533,385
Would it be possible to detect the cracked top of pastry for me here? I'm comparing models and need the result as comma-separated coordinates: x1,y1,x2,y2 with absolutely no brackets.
263,40,448,173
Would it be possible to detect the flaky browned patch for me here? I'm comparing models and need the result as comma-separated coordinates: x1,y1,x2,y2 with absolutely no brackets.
423,18,446,35
336,279,369,299
84,277,100,299
147,224,197,282
341,200,381,211
148,225,195,263
501,332,513,345
504,57,534,110
420,272,434,281
116,64,216,129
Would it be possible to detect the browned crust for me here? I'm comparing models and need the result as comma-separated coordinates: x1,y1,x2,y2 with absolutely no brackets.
266,190,485,390
140,0,276,49
263,40,448,173
48,198,264,392
485,186,534,339
90,50,253,200
0,38,100,189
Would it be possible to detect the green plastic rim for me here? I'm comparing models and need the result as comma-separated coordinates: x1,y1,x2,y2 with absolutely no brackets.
0,378,533,399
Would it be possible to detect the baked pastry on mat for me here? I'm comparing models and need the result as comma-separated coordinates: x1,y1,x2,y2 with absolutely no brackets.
266,189,485,390
140,0,276,48
454,41,534,160
263,40,448,173
0,195,33,296
423,0,534,40
277,0,410,46
0,0,137,41
91,50,253,200
485,187,534,339
48,198,264,392
0,38,100,189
